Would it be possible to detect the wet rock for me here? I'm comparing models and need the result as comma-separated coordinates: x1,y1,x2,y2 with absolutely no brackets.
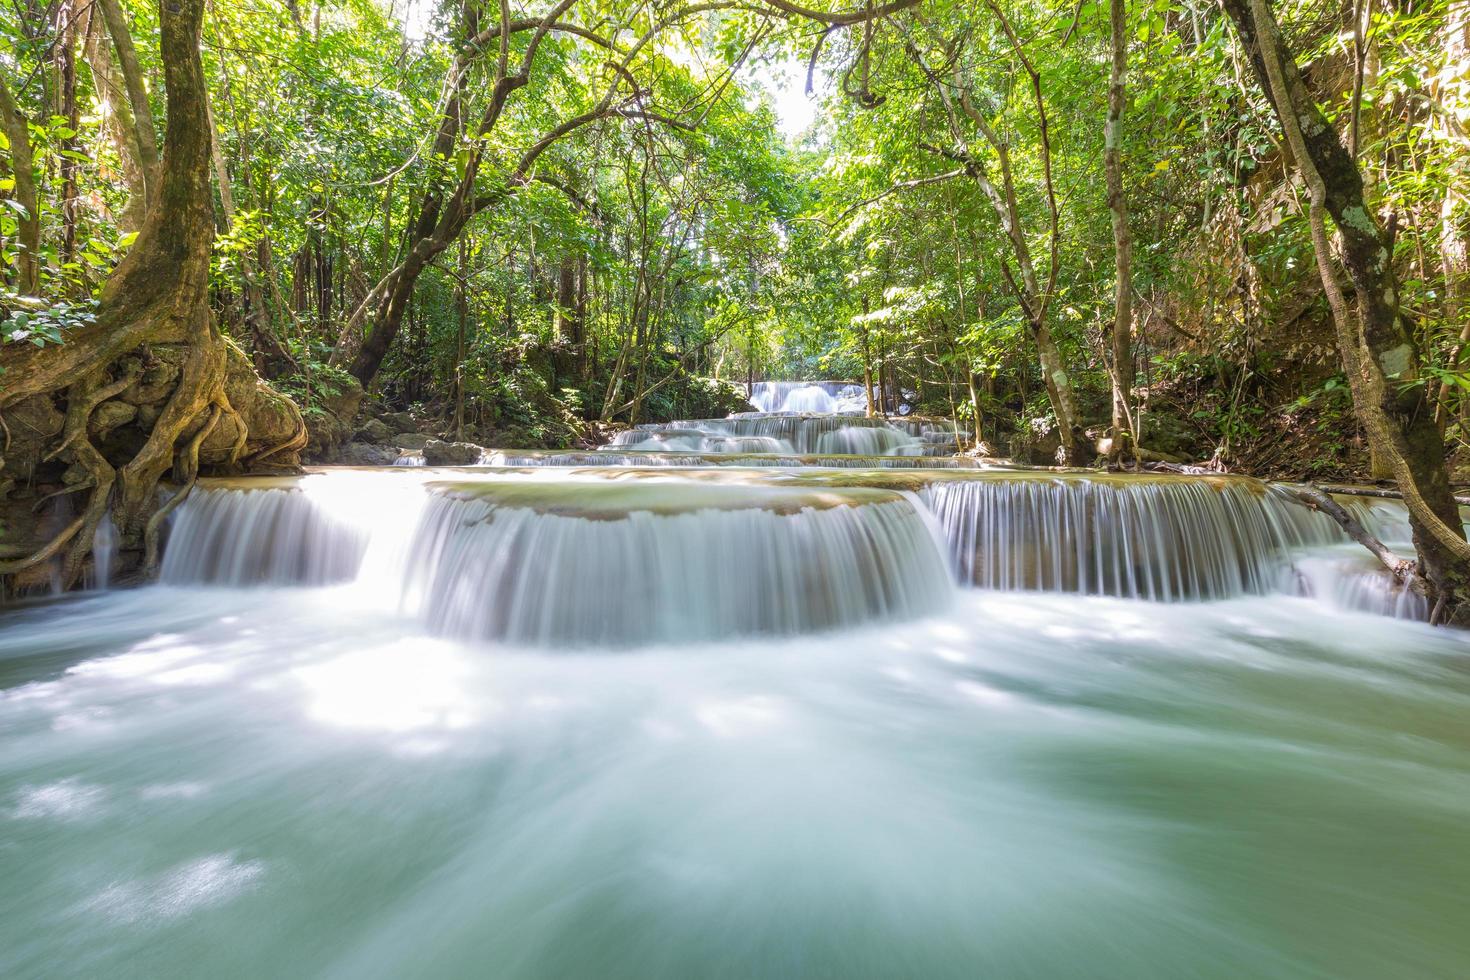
395,433,432,450
422,439,483,466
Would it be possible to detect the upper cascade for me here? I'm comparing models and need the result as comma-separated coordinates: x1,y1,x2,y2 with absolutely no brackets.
604,414,963,457
747,381,877,414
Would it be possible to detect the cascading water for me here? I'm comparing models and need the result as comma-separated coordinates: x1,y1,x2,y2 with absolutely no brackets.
747,380,874,413
484,449,990,469
608,414,960,456
400,485,952,645
6,404,1469,977
920,474,1345,600
157,472,954,646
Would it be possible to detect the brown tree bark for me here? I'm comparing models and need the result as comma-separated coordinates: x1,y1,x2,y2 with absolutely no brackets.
1222,0,1470,619
0,0,304,588
98,0,161,205
79,4,147,231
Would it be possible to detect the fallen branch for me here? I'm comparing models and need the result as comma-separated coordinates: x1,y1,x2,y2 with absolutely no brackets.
1315,483,1470,508
1286,483,1426,596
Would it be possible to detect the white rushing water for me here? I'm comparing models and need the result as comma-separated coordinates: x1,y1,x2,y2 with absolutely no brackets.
603,415,962,458
4,416,1466,976
747,381,874,413
2,582,1467,978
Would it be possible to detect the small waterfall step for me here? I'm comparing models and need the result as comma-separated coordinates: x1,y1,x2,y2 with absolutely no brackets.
161,467,1431,644
162,471,955,646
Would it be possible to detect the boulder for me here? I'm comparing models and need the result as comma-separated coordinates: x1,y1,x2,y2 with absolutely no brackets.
383,410,417,433
338,442,397,466
395,433,432,450
355,417,393,443
422,439,483,466
118,352,180,405
301,371,365,460
202,340,307,468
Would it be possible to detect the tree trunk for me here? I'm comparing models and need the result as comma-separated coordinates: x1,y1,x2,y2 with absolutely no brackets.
1222,0,1470,619
56,1,80,269
79,4,147,231
1104,0,1135,462
0,0,304,590
1435,0,1470,428
98,0,161,205
0,71,40,294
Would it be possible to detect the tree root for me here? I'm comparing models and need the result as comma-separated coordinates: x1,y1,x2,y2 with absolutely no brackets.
0,513,87,574
144,402,220,572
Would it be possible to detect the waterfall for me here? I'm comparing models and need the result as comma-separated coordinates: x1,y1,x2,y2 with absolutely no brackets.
160,469,1429,636
918,475,1388,601
1288,552,1429,620
89,512,118,590
161,486,371,586
400,487,953,646
161,473,954,645
487,450,989,469
615,415,961,455
747,381,873,413
815,425,922,456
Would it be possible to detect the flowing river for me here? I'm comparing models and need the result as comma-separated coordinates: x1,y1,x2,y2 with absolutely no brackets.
2,413,1469,977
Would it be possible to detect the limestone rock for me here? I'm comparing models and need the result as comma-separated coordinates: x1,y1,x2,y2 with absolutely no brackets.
422,439,483,466
337,442,397,466
383,411,417,433
200,340,307,469
355,417,393,443
395,433,432,450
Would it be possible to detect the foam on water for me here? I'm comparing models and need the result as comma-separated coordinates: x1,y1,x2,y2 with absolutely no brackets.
1,586,1466,978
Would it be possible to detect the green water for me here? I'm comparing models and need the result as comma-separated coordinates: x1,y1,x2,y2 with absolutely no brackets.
1,587,1467,978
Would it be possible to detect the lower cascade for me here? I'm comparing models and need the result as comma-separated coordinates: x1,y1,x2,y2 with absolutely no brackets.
5,422,1464,979
156,466,1432,649
161,472,956,646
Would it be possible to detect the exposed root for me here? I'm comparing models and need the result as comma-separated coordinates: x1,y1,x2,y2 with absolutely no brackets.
144,402,220,572
0,513,87,574
246,424,308,467
215,390,248,465
41,362,141,463
31,481,95,510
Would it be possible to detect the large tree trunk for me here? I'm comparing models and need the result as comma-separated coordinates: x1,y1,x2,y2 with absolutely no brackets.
1435,1,1470,428
1222,0,1470,620
0,0,304,590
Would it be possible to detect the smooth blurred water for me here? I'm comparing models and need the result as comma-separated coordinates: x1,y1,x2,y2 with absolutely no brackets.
2,586,1468,979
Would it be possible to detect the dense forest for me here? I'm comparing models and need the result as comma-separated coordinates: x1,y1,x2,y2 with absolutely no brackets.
2,0,1470,614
